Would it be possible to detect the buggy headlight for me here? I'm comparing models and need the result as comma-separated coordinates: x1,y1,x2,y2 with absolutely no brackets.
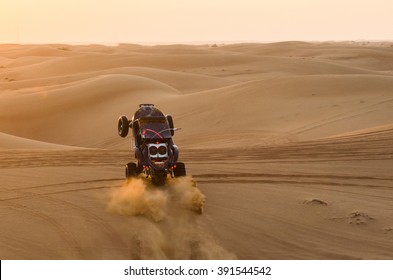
149,146,158,155
158,146,167,155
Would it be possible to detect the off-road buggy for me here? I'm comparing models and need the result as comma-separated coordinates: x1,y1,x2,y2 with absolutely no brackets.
118,104,186,185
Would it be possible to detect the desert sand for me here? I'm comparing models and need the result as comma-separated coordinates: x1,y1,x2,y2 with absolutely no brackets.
1,41,393,259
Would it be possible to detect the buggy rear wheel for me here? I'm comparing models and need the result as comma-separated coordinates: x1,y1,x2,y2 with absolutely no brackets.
166,114,175,136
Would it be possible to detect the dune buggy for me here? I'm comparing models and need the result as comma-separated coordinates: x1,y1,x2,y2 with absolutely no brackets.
117,104,186,185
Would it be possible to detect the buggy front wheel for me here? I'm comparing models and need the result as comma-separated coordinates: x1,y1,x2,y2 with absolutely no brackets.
125,162,137,179
174,162,186,177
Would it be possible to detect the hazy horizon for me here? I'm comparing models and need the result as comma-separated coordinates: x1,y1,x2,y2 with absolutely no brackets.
1,0,393,44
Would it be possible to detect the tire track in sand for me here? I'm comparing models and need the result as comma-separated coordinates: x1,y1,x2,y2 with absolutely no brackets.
3,200,83,259
2,186,129,257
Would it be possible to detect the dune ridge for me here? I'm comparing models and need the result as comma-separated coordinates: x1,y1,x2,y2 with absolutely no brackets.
1,42,393,149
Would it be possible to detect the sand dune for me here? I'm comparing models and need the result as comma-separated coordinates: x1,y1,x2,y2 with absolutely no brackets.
1,42,393,259
0,132,77,150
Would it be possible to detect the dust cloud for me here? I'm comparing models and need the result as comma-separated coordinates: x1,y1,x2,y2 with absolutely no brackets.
106,176,235,259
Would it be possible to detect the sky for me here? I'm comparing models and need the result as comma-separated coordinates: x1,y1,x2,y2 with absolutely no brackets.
0,0,392,44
